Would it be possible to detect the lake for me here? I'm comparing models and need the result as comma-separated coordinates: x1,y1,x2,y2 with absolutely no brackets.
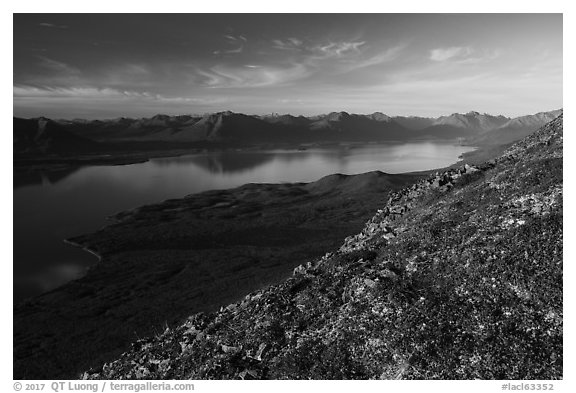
13,142,475,303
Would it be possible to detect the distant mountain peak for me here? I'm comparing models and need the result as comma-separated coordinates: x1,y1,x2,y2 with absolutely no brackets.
217,110,235,117
325,111,350,121
433,111,510,131
368,112,392,122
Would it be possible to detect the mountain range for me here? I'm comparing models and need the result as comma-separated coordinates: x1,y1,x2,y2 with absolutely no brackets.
13,109,562,156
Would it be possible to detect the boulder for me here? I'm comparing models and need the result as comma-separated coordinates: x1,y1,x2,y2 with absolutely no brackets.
464,164,479,173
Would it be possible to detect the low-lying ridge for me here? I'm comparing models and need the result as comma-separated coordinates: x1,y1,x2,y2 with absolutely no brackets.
83,115,562,380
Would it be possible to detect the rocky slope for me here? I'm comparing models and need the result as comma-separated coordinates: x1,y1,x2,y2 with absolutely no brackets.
83,115,563,380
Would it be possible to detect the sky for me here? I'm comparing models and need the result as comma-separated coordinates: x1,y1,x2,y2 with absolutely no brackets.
13,13,563,119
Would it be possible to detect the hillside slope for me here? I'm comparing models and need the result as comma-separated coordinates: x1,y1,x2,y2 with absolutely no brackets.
84,114,563,380
470,109,563,146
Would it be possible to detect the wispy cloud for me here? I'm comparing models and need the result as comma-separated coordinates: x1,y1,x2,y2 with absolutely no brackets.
20,56,84,86
196,63,310,88
272,38,305,51
213,46,243,55
203,38,404,88
39,22,68,29
13,84,227,106
98,63,157,87
342,45,405,71
14,85,149,100
273,38,402,72
272,38,366,58
37,56,80,76
213,34,246,55
429,46,501,65
224,34,247,42
430,47,473,62
309,41,365,59
288,38,302,46
457,49,501,65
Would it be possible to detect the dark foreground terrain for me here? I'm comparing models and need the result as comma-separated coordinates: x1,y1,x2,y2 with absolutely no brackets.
81,115,562,380
13,169,421,379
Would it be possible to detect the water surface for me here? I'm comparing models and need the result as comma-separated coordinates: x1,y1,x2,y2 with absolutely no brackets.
13,142,475,303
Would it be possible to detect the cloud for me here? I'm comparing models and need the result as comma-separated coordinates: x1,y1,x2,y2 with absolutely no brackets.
343,45,404,71
301,40,403,77
213,46,243,55
17,61,166,93
214,34,247,55
14,85,147,100
457,49,501,65
310,41,365,59
13,84,228,106
429,47,502,65
288,38,302,46
224,34,247,42
39,22,68,29
430,47,473,62
272,39,302,51
278,98,305,105
271,38,400,72
271,37,304,50
37,56,81,75
18,57,83,86
272,38,365,59
196,63,310,88
204,39,404,88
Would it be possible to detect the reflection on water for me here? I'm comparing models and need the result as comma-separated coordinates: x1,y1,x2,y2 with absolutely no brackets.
13,142,475,303
153,151,277,174
13,167,80,189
